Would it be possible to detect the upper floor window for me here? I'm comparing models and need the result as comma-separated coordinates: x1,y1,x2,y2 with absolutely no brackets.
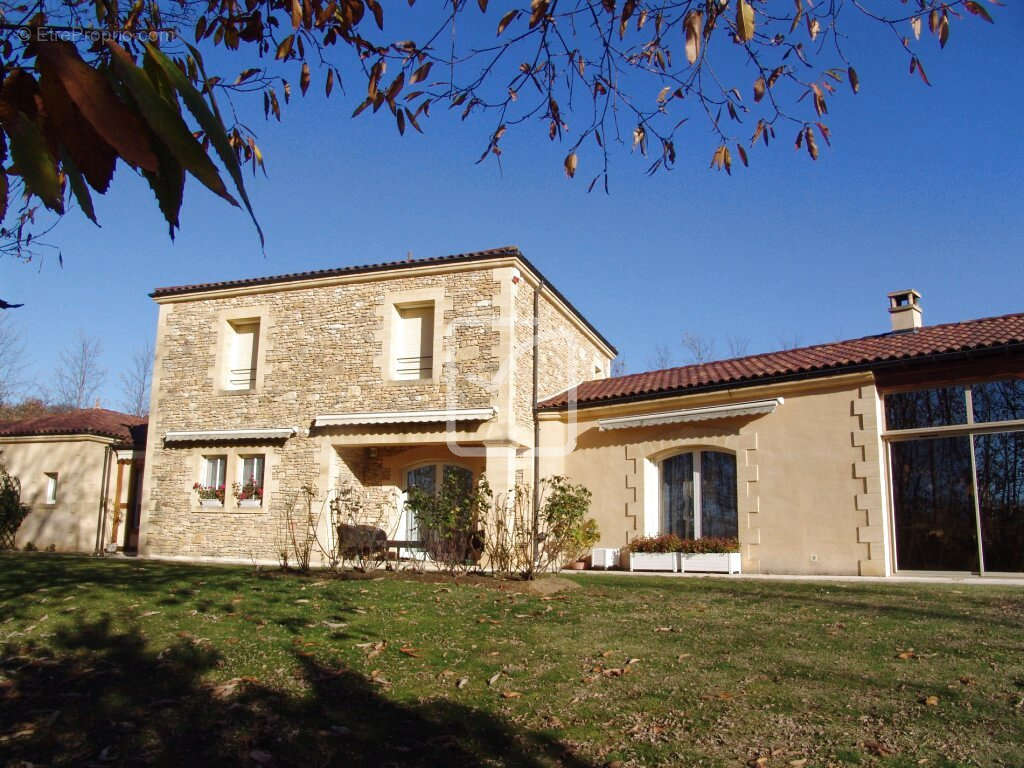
884,378,1024,431
392,303,434,381
224,319,260,390
44,472,58,504
660,450,737,540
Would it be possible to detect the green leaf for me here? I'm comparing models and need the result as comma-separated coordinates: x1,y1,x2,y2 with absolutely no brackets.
106,41,236,206
143,42,263,247
61,150,97,224
5,110,63,213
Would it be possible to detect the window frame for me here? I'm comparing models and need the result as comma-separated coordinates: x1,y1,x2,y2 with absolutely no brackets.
400,461,475,542
390,301,436,382
379,287,446,385
236,454,266,506
214,306,269,395
44,472,58,505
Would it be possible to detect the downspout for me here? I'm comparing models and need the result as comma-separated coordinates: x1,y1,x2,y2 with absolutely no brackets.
94,444,113,555
530,282,541,579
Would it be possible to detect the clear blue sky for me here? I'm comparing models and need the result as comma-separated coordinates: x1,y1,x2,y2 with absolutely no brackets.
2,4,1022,410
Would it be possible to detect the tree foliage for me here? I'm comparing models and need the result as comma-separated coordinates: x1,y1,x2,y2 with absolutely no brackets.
0,463,29,550
0,0,1000,257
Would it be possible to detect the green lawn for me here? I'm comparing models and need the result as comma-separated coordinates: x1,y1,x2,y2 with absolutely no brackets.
1,555,1022,767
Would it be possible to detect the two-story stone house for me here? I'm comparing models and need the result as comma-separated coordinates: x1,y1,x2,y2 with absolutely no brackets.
139,247,615,563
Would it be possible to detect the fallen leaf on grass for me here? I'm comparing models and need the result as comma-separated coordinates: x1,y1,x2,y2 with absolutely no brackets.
250,749,274,765
501,690,522,699
921,695,940,706
896,649,917,660
677,653,692,662
626,658,640,665
864,741,894,756
456,677,469,689
654,627,672,632
139,611,160,617
789,760,808,767
399,645,420,658
488,672,502,686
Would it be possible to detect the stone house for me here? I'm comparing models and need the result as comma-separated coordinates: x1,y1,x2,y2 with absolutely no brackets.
138,247,614,564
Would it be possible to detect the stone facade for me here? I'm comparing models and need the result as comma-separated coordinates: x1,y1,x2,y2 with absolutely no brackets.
139,256,614,563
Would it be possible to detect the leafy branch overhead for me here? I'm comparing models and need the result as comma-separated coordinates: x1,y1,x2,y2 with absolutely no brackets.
0,0,1000,249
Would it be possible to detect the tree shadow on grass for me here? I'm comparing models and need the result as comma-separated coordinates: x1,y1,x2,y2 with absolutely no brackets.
1,617,595,768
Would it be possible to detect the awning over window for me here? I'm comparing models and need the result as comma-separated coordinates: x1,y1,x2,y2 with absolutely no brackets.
163,427,296,443
597,398,783,431
313,408,496,427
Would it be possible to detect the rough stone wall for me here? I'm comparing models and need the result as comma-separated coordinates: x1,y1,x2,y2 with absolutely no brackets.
534,295,610,403
144,268,501,561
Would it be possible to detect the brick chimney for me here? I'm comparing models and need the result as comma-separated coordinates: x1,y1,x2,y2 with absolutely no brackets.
888,289,922,332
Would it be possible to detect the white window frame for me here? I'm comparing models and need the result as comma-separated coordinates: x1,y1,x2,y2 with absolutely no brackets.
237,454,265,505
44,472,58,504
201,455,227,502
399,462,474,554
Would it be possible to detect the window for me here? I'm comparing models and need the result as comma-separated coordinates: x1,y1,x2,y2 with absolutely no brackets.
392,303,434,380
885,379,1024,573
196,455,227,505
403,463,473,540
44,472,58,504
660,451,737,540
224,319,260,390
237,455,265,504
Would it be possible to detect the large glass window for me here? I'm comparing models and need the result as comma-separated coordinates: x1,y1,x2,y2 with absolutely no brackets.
884,385,967,430
974,431,1024,573
660,451,737,540
885,379,1024,574
891,437,978,571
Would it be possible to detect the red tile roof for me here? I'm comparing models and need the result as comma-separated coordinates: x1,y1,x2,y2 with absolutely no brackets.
150,246,616,355
538,311,1024,409
0,409,147,445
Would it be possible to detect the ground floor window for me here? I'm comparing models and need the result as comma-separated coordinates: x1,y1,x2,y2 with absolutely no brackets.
236,455,265,504
403,464,473,539
886,378,1024,574
660,450,737,539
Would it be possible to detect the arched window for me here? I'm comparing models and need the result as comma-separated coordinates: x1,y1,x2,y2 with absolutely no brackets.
403,464,473,540
660,451,737,539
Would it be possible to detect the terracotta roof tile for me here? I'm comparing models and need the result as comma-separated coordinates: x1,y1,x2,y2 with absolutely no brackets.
0,409,147,445
538,311,1024,409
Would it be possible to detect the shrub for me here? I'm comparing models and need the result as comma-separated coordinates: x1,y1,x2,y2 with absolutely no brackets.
538,476,596,570
627,535,739,554
0,464,29,550
406,473,490,575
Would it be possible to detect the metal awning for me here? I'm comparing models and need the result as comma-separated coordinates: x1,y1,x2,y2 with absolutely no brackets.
313,408,496,427
163,427,297,443
597,398,783,431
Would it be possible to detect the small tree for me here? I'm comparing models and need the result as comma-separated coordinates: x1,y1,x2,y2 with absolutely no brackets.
406,473,491,575
537,476,596,572
0,464,30,550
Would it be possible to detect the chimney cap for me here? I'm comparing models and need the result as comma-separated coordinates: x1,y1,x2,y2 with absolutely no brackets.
887,289,923,331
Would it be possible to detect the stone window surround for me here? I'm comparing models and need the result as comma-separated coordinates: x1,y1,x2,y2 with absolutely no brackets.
190,447,274,514
375,287,450,385
210,305,271,394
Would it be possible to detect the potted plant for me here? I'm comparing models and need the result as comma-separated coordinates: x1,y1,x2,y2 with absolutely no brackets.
233,480,264,508
623,534,683,572
193,482,225,507
623,535,741,573
676,537,742,574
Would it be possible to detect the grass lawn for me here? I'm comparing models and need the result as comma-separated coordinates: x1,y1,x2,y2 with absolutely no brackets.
1,554,1022,767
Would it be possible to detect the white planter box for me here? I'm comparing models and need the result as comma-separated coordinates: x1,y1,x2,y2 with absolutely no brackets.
199,499,223,509
678,552,741,574
238,499,262,509
626,552,679,572
591,547,620,569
